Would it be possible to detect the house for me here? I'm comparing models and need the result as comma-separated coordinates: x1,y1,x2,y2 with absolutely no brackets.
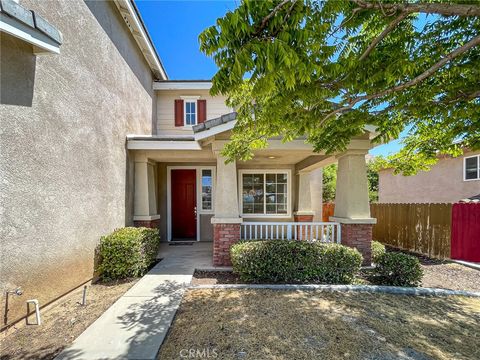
1,0,376,328
378,150,480,203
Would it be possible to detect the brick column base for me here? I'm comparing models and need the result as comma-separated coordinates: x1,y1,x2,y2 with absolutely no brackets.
133,218,161,229
213,223,241,266
340,223,372,266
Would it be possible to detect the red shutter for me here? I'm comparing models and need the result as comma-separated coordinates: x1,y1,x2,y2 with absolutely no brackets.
197,99,207,124
174,99,184,127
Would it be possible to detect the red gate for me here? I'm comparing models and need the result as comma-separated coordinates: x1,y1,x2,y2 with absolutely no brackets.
451,203,480,262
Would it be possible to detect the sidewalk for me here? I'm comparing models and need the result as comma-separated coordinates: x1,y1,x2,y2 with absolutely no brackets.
56,242,212,360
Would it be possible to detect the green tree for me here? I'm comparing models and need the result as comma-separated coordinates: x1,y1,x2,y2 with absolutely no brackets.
322,164,337,202
200,0,480,175
367,161,379,202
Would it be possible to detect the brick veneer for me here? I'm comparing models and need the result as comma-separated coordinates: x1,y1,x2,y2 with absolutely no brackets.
133,218,161,229
340,223,372,265
293,214,314,222
213,223,241,266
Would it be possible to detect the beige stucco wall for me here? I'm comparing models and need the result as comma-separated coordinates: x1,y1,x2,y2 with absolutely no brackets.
156,89,232,135
0,0,156,327
378,150,480,203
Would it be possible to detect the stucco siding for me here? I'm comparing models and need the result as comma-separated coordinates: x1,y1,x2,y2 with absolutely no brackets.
156,89,232,135
378,151,480,203
0,0,156,327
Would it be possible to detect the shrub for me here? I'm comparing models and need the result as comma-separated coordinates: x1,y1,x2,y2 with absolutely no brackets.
230,240,362,284
371,240,386,263
97,227,160,281
373,252,423,287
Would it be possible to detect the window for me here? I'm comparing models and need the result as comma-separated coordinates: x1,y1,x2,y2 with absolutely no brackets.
240,170,289,216
201,169,213,210
185,101,196,125
464,155,480,181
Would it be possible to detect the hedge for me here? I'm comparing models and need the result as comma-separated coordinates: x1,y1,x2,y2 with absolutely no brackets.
372,240,386,263
230,240,362,284
97,227,160,281
373,252,423,287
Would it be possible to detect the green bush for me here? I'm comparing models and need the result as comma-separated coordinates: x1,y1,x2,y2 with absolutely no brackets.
371,240,386,263
97,227,160,281
230,240,363,284
373,252,423,287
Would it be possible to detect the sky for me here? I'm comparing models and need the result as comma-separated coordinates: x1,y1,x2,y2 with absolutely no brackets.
136,0,403,156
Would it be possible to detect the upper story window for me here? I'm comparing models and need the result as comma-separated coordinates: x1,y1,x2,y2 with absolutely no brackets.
239,170,290,217
185,101,196,125
174,97,206,127
464,155,480,181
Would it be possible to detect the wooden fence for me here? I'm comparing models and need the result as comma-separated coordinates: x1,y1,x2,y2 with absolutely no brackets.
370,203,452,259
323,203,453,259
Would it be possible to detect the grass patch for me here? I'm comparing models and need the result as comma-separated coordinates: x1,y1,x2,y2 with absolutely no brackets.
159,289,480,360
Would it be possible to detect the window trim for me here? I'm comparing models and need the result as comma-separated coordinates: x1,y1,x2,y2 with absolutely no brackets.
238,169,292,218
463,155,480,182
180,96,200,127
200,168,215,213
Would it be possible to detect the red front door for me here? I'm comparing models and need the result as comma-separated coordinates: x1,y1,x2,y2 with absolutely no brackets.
171,169,197,240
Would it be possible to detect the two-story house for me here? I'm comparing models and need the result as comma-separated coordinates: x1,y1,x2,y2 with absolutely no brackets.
2,0,378,328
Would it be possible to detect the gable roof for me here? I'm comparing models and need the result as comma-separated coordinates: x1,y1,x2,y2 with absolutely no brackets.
113,0,167,80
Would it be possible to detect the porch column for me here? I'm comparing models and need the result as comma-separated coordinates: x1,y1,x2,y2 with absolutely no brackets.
310,168,323,222
330,150,376,265
211,146,242,266
294,171,315,222
133,154,160,229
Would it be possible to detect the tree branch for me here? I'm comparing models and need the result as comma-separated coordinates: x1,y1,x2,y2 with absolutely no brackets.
359,11,409,61
320,34,480,123
351,0,480,17
254,0,292,36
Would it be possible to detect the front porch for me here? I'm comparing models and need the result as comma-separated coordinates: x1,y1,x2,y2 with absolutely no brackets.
128,118,376,267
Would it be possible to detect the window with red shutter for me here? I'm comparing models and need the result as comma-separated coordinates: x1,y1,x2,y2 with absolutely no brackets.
197,99,207,124
174,99,184,127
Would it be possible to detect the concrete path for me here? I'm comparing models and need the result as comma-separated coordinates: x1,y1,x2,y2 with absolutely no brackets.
56,242,212,360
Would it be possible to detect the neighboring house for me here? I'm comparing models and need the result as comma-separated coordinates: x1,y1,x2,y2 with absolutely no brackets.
378,150,480,203
1,0,376,328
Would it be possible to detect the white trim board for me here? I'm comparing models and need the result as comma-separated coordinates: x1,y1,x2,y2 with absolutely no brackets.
153,81,212,90
127,140,202,150
166,166,216,241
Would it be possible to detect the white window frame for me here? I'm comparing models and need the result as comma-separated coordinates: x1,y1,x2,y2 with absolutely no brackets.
463,155,480,181
238,169,292,218
166,166,215,241
180,96,200,127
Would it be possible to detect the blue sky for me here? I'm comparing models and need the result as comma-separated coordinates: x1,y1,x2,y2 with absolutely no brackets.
136,0,403,156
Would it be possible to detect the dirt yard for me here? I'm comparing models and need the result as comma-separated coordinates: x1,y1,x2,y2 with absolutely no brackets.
0,279,138,360
159,289,480,360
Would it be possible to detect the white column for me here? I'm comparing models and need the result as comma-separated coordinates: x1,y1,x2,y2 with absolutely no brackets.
295,172,315,216
212,150,241,223
310,168,323,221
133,155,159,221
331,150,375,223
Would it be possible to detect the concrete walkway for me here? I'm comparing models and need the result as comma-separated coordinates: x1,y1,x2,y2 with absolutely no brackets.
56,242,213,360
